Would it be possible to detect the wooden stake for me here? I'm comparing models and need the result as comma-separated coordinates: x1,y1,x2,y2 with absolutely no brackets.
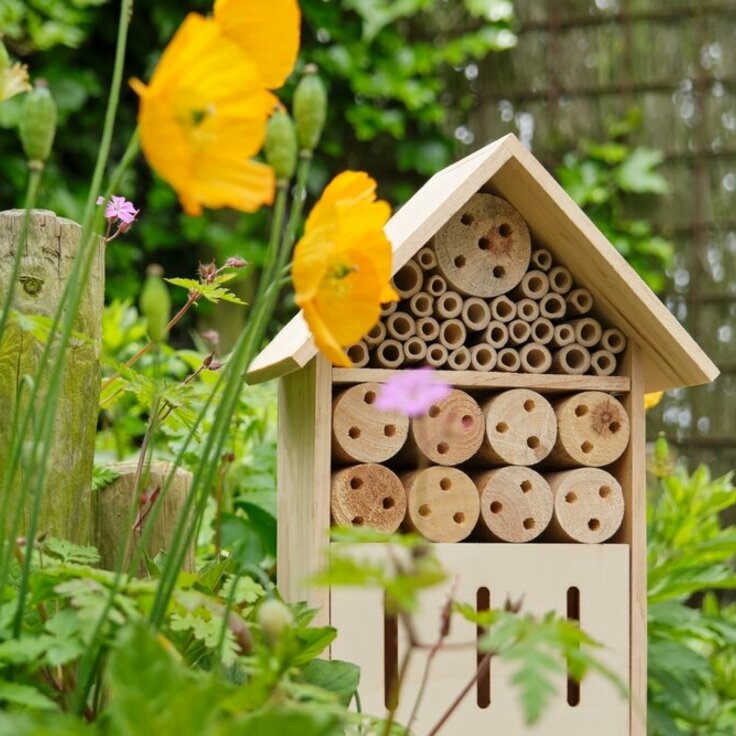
416,246,437,271
548,265,573,295
403,336,428,364
331,464,407,533
409,291,434,319
425,273,448,297
448,346,471,370
552,343,591,374
566,288,593,316
552,323,576,348
483,321,509,349
507,319,531,346
402,467,480,543
545,469,624,543
539,293,566,320
435,290,463,319
512,269,550,301
416,317,440,342
549,391,631,467
96,461,194,574
489,295,517,323
469,344,497,372
496,347,521,372
410,389,484,465
438,318,466,351
374,339,404,369
570,317,603,348
434,193,531,297
516,298,540,323
530,248,553,271
461,297,491,331
386,311,416,341
392,260,423,299
346,341,370,368
332,383,410,464
519,343,552,373
477,389,557,466
474,467,553,542
425,343,448,368
364,321,387,347
530,317,554,345
591,349,617,376
601,327,627,354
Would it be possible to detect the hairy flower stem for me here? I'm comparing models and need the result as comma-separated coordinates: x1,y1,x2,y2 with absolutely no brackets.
254,179,289,304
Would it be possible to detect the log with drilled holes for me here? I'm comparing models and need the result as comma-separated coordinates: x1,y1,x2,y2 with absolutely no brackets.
433,193,531,297
402,467,480,542
408,389,484,465
332,383,410,464
549,391,630,467
474,467,553,542
477,389,557,466
545,468,624,543
331,464,407,533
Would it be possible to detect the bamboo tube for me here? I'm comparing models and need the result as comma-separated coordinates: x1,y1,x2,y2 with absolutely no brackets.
477,389,556,466
507,319,532,346
490,295,516,323
512,270,550,301
552,323,576,348
601,327,627,354
539,293,566,320
530,317,554,345
470,344,497,372
570,317,603,348
416,317,440,342
436,290,463,319
409,389,484,465
475,467,553,542
375,339,404,368
403,336,428,364
332,383,410,464
530,248,553,272
434,193,531,297
448,346,471,371
438,318,466,350
331,464,407,533
545,469,624,544
461,297,491,332
548,266,573,295
392,260,423,299
402,467,480,543
516,298,540,323
409,291,434,319
380,301,398,317
425,343,448,368
591,349,617,376
346,341,370,367
497,348,521,372
552,343,591,374
364,321,386,347
416,246,437,271
566,288,593,316
519,343,552,373
386,311,416,341
548,392,630,467
426,273,448,297
484,321,509,349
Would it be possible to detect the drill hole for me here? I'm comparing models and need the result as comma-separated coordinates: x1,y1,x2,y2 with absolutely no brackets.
418,504,431,517
609,421,621,433
440,477,452,491
437,442,449,455
496,422,509,434
461,414,474,428
460,212,474,226
453,512,465,524
520,480,532,493
492,266,505,278
588,518,600,531
499,223,512,237
523,518,535,530
352,516,364,526
575,404,589,417
454,255,466,268
564,492,577,503
523,399,535,412
527,436,540,449
382,497,395,510
350,477,364,490
581,441,593,454
429,405,441,418
490,501,503,514
364,391,376,404
478,237,491,251
384,424,396,437
348,426,361,440
599,486,612,499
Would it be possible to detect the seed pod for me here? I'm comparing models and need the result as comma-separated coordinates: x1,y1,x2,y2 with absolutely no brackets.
293,65,327,152
19,80,57,164
265,110,297,181
139,264,171,343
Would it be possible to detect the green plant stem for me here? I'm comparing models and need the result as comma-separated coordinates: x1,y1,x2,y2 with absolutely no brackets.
254,179,289,304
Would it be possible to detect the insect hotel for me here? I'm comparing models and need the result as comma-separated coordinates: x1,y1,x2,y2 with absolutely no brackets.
247,134,718,735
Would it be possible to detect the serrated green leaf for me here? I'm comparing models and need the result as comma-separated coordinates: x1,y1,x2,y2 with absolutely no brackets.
0,682,57,710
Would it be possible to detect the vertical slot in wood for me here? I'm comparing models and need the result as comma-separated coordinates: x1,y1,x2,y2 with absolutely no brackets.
477,586,491,708
567,585,581,707
384,595,399,710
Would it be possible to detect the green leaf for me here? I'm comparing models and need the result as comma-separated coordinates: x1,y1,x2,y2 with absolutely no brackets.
614,147,669,194
165,277,247,306
234,706,344,736
92,465,121,492
300,659,360,707
42,538,100,565
0,682,57,711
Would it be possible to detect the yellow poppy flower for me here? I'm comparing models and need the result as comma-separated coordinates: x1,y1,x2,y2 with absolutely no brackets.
214,0,300,90
293,171,398,366
644,391,664,410
131,13,278,216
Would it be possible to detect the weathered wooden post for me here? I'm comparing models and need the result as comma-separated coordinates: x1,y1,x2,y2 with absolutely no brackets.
0,209,104,544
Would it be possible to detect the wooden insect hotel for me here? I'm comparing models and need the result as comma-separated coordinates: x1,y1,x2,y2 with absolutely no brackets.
247,134,718,734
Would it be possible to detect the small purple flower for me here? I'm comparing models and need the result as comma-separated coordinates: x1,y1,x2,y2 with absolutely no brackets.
225,256,248,269
103,195,139,224
375,367,451,418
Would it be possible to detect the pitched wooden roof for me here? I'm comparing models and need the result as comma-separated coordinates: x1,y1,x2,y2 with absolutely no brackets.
247,134,718,392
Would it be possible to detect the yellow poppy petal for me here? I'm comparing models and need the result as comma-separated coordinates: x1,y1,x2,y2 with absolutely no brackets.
292,223,336,303
306,170,379,233
644,391,664,410
214,0,300,90
302,302,352,367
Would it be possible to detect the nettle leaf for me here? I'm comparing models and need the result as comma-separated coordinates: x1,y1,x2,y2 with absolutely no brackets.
221,575,266,606
43,538,100,566
169,609,239,666
166,277,247,306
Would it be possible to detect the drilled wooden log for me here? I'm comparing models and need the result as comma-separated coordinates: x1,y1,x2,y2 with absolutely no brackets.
552,343,591,374
425,343,448,368
483,321,509,349
374,339,404,368
448,346,471,371
438,318,466,351
601,327,627,354
392,260,423,299
96,461,193,574
332,383,410,463
435,290,463,319
507,319,531,346
490,295,516,323
566,288,593,316
0,210,104,544
496,347,520,372
530,317,554,345
409,291,434,319
461,297,491,332
434,193,531,297
403,336,427,364
545,469,624,544
552,323,576,348
469,344,497,372
409,389,484,465
591,349,617,376
363,321,386,347
475,467,553,542
331,464,406,533
512,269,549,301
425,273,448,297
402,467,480,543
416,317,440,342
570,317,603,348
548,266,573,295
477,389,556,466
539,293,566,320
346,341,369,367
416,246,437,271
549,392,630,467
519,343,552,373
386,311,416,341
530,248,553,272
516,298,540,323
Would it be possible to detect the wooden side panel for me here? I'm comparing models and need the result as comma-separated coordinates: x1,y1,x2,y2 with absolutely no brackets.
276,355,332,626
331,543,630,735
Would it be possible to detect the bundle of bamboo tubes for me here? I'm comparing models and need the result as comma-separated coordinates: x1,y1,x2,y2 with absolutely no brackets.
343,194,627,375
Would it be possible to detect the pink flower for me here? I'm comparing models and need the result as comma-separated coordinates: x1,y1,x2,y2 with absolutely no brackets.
103,195,139,224
225,256,248,269
375,367,451,418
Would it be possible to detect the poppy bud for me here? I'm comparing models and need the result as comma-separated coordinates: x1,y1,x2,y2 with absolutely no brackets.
257,598,293,647
293,65,327,153
19,80,57,164
139,264,171,343
265,110,297,181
